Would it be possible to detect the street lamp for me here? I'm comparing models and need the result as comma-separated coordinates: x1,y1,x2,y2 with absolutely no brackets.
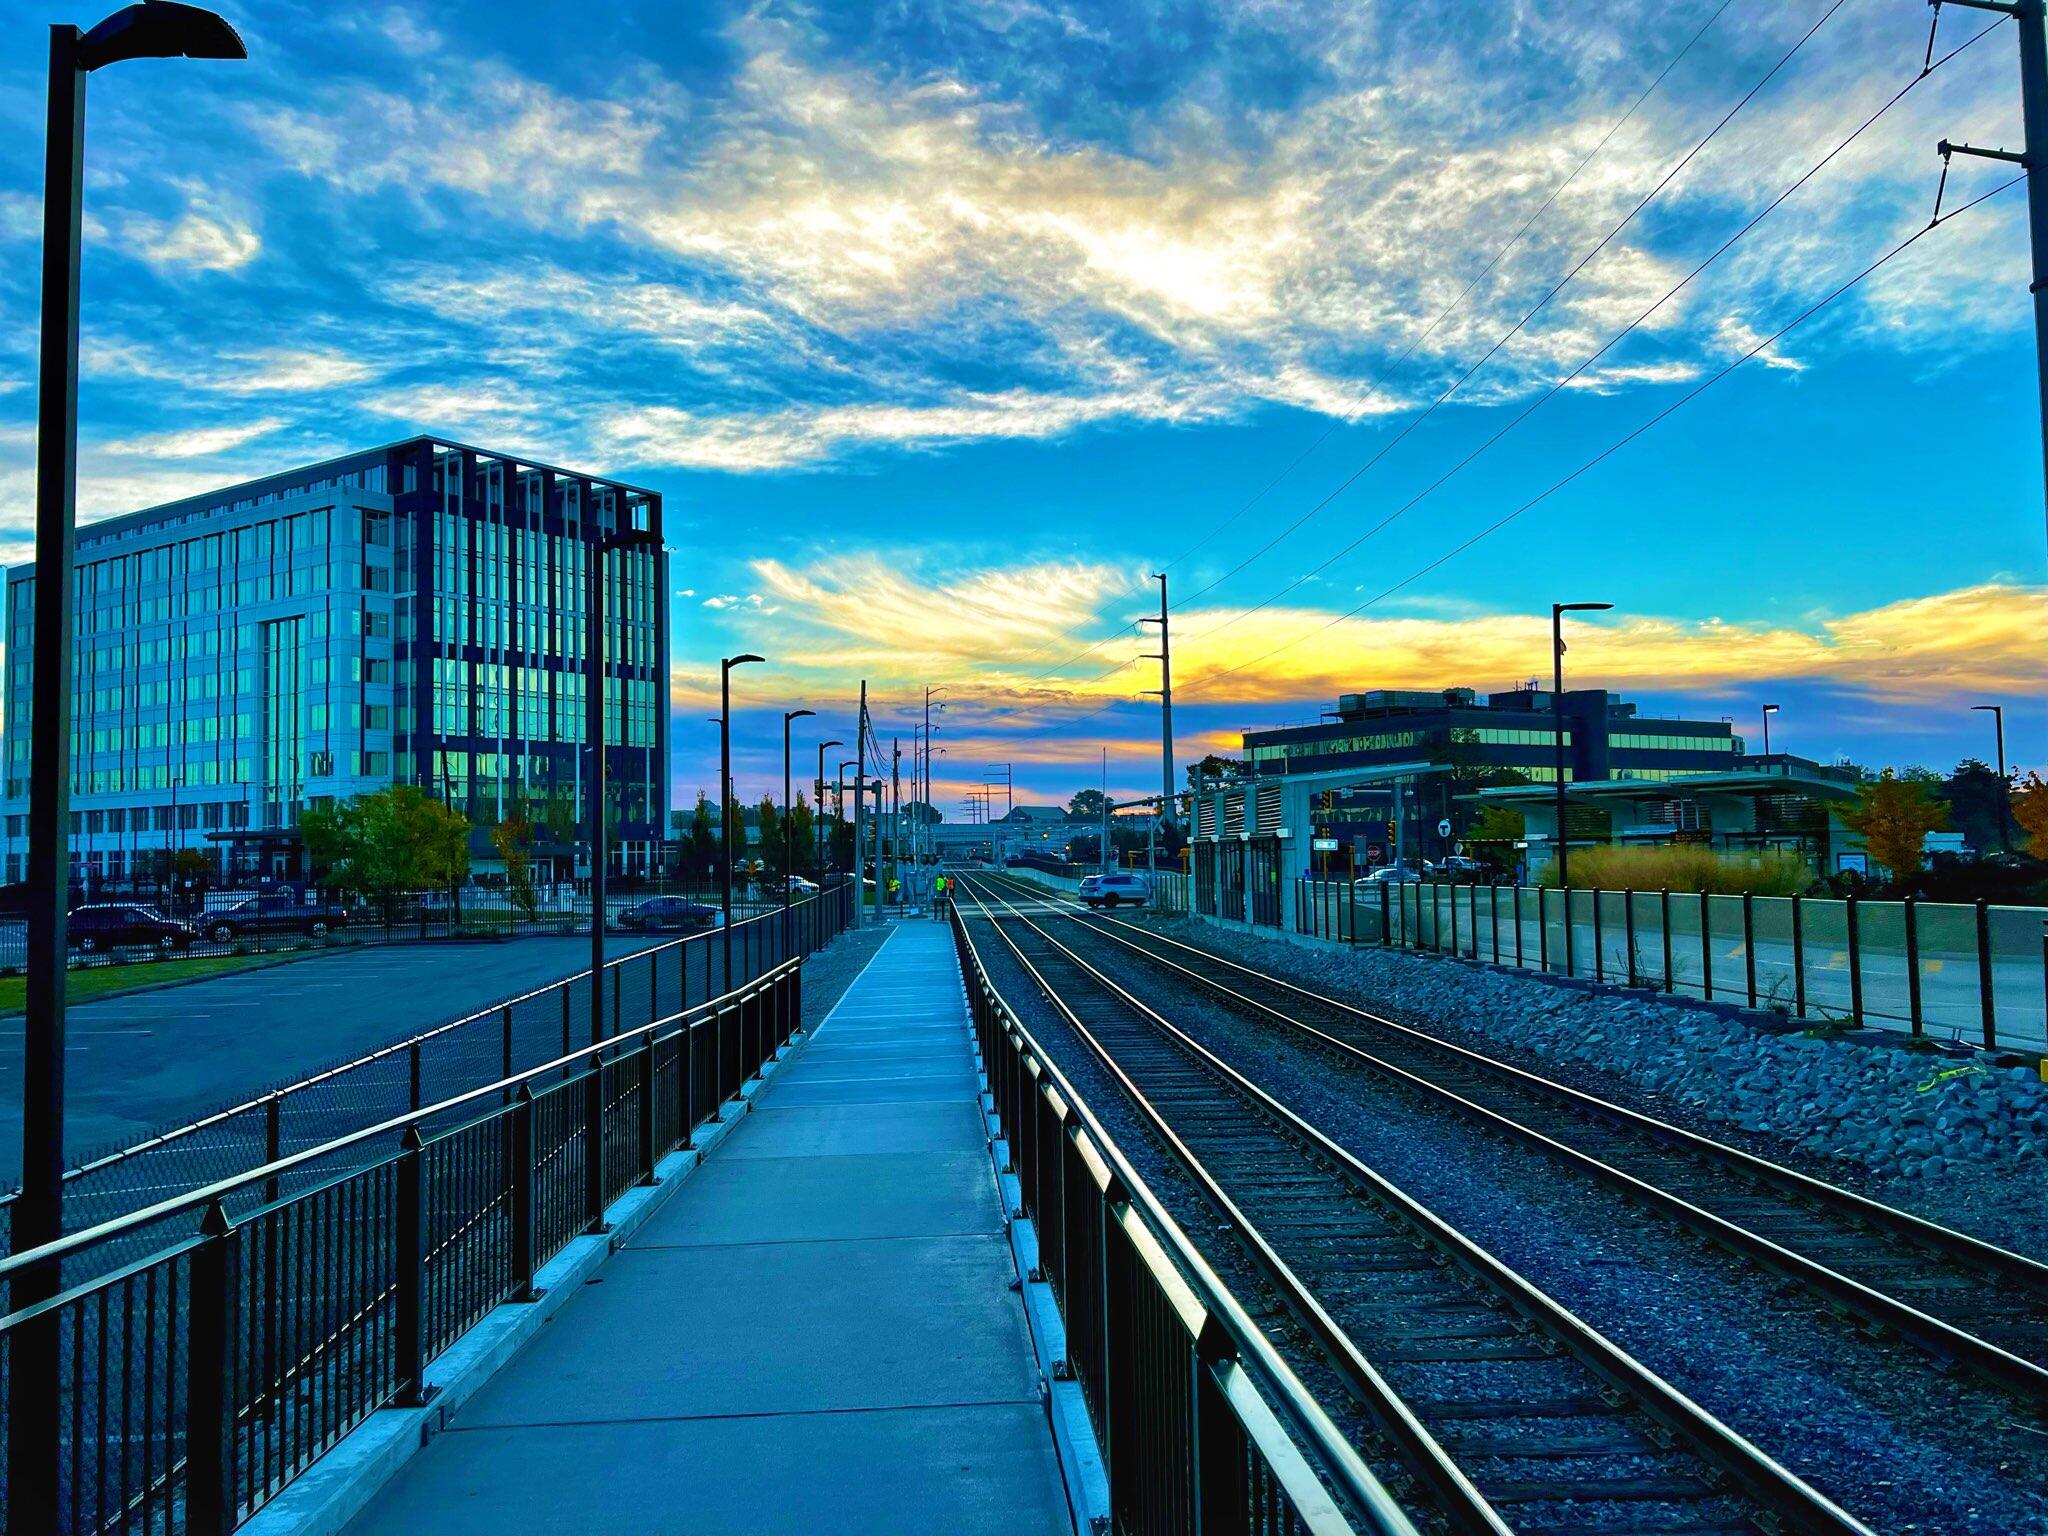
18,3,248,1515
782,709,814,923
1551,601,1612,890
586,525,659,1049
815,737,843,873
1761,703,1780,760
720,654,764,983
1973,703,2011,854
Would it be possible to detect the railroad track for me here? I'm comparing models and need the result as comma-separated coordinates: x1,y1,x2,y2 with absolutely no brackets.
973,869,2048,1410
956,871,1870,1536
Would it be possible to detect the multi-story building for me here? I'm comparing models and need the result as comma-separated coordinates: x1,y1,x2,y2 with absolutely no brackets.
2,436,668,892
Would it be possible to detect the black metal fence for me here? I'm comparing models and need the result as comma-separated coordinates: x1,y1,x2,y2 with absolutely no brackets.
1291,878,2048,1054
0,882,855,1260
0,950,807,1535
950,901,1415,1536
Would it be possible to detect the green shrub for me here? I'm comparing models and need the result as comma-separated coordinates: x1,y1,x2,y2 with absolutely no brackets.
1537,844,1810,895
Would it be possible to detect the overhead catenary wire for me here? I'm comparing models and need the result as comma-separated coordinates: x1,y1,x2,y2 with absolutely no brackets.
1177,173,2027,701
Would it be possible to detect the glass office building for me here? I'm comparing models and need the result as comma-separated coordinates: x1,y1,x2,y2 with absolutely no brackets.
2,437,667,891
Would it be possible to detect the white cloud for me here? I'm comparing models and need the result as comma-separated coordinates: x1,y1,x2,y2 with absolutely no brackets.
99,418,285,458
123,210,261,272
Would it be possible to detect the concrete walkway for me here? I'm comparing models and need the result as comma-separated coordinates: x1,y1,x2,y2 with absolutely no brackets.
342,920,1071,1536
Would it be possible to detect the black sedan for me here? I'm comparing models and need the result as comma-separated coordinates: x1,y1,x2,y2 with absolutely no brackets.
199,896,351,944
614,896,719,932
67,904,196,954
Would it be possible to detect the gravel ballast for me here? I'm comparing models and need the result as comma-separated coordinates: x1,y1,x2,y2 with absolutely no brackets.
962,903,2048,1535
1146,914,2048,1264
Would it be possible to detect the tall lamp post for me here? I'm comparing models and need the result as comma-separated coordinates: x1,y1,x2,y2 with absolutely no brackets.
1550,601,1612,889
720,654,764,984
782,709,814,941
1973,703,2011,854
586,525,659,1049
1761,703,1780,760
815,737,842,874
17,4,248,1518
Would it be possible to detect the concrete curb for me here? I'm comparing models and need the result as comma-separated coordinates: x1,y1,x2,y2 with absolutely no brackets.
242,1028,814,1536
964,995,1109,1536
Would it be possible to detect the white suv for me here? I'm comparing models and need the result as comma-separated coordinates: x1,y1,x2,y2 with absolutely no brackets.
1079,872,1150,908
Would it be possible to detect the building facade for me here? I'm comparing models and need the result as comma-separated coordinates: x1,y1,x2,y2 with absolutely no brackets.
3,437,668,892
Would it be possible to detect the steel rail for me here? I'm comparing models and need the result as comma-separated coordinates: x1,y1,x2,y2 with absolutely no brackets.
956,871,1873,1536
0,956,801,1287
952,900,1420,1536
1034,896,2048,1408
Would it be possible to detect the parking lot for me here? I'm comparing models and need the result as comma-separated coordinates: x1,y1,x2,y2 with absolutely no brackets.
0,929,672,1184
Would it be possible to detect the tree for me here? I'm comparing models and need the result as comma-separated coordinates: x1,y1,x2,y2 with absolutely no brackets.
1184,754,1245,793
1939,757,2014,855
302,785,471,912
686,795,717,888
1839,770,1948,885
902,799,943,825
491,817,538,917
1068,788,1106,821
757,795,784,876
787,793,816,873
2015,772,2048,856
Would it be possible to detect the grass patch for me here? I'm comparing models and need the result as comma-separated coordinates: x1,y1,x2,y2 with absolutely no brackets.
1536,845,1811,895
0,950,287,1013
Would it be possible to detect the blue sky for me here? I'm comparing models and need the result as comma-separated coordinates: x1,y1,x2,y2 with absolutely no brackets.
0,0,2041,809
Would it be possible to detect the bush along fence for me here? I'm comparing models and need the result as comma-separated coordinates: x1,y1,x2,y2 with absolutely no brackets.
0,951,806,1536
950,901,1414,1536
1290,879,2048,1056
0,881,856,1261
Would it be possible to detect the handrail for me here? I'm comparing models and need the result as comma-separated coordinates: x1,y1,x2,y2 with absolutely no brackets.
10,885,844,1203
949,898,1418,1536
0,956,801,1286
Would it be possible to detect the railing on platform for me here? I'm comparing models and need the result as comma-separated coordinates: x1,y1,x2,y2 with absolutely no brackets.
0,954,807,1535
1289,878,2048,1053
949,900,1417,1536
1,880,856,1253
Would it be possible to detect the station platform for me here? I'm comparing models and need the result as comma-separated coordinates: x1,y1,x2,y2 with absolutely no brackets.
339,919,1073,1536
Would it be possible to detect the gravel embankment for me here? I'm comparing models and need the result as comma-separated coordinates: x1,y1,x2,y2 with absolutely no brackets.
798,922,894,1031
973,909,2048,1535
1138,915,2048,1264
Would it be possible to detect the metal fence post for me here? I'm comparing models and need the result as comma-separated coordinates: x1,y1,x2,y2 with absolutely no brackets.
1447,880,1458,956
1379,881,1390,947
1791,894,1807,1018
1538,886,1549,972
1700,890,1714,1001
1562,887,1575,978
396,1125,430,1405
1491,885,1501,965
501,1005,514,1100
1846,894,1863,1026
1742,893,1758,1009
584,1051,608,1233
1904,896,1923,1036
1591,887,1605,983
184,1197,240,1536
679,1017,697,1149
1977,899,1998,1049
1624,889,1636,987
511,1085,538,1300
408,1040,422,1111
640,1031,660,1183
1660,889,1673,992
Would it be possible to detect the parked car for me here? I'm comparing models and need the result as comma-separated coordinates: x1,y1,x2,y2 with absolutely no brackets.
200,895,351,944
614,896,719,932
1424,856,1487,881
1079,872,1150,909
779,875,820,896
67,903,195,954
1357,864,1421,886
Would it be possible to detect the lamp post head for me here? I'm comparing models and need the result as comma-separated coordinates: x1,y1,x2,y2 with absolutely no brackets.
79,2,245,69
724,652,764,671
1972,703,2001,715
1762,703,1780,715
1553,601,1613,616
785,708,815,725
820,738,843,752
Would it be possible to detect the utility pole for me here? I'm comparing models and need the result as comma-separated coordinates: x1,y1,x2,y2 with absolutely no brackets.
1938,0,2048,551
987,761,1013,815
1138,572,1176,884
891,736,902,911
853,681,867,929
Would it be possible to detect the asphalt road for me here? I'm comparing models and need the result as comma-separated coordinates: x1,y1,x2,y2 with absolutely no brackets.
0,930,675,1184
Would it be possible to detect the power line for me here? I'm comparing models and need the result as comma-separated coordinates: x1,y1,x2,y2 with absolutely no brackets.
1171,0,1854,654
1178,174,2027,700
982,0,1742,684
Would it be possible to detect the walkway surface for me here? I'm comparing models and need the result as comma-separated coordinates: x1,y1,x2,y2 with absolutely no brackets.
343,919,1072,1536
